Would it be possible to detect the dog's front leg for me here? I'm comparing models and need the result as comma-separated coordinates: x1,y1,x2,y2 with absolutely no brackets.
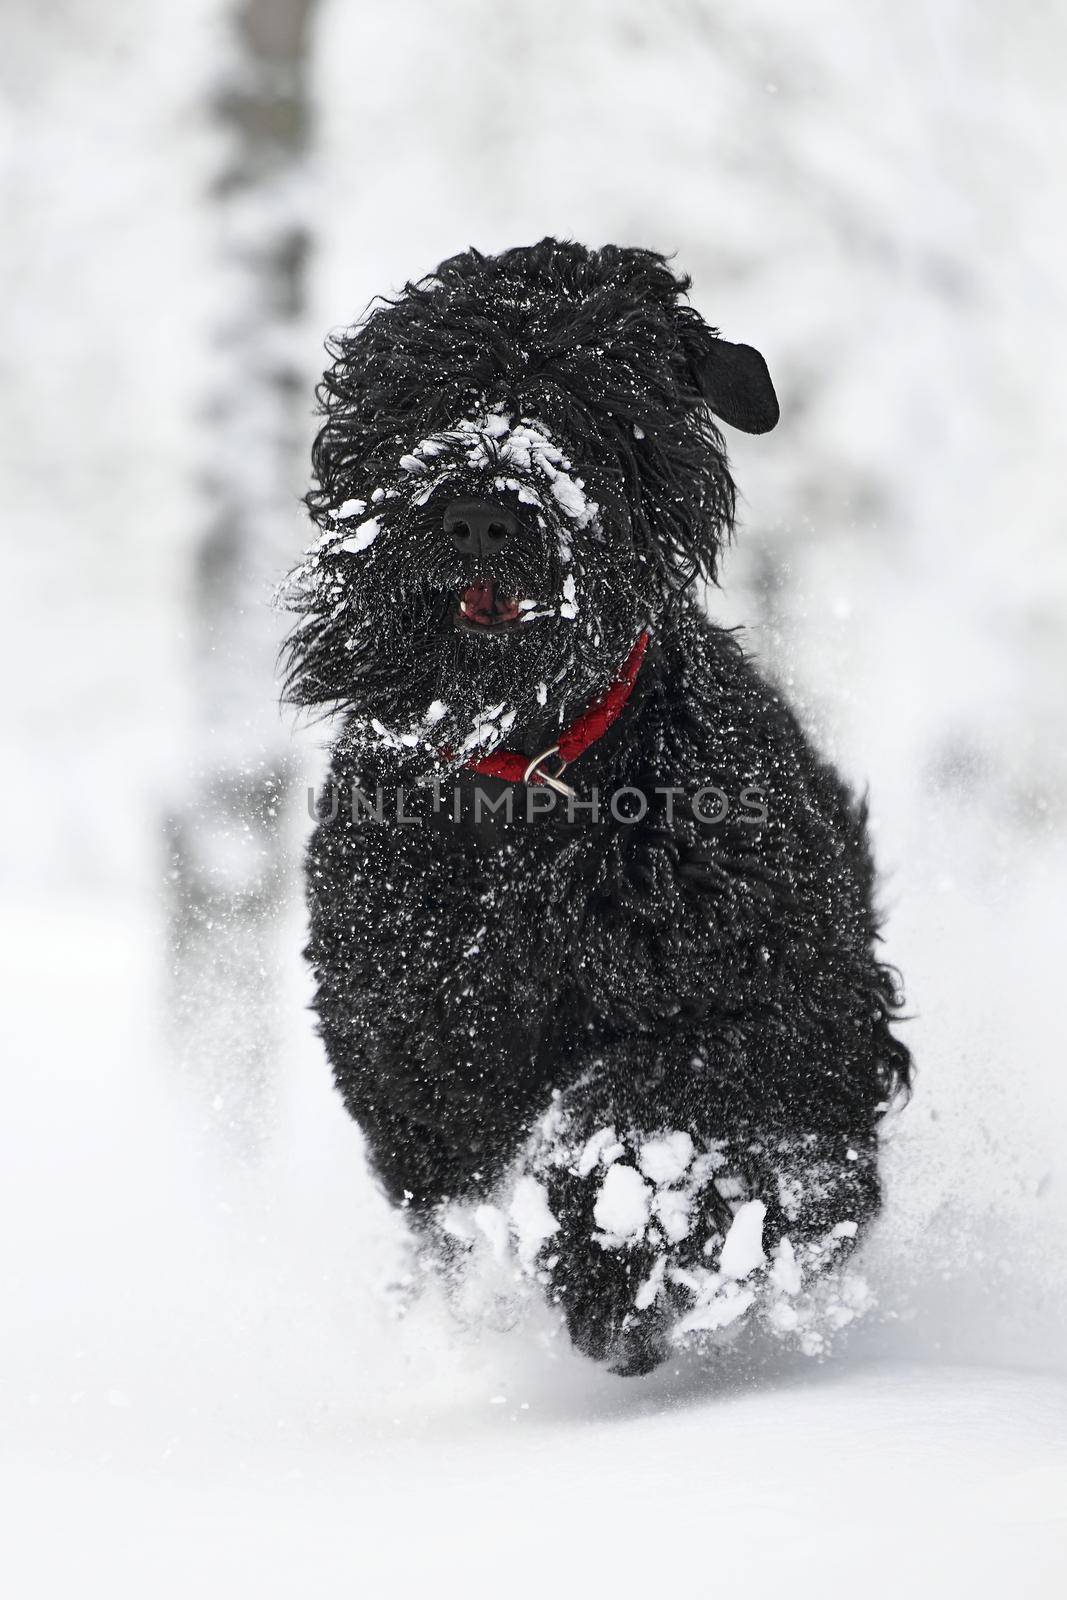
507,1046,881,1374
307,809,557,1214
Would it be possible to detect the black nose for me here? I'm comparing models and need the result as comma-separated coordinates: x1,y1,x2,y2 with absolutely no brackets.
444,500,519,560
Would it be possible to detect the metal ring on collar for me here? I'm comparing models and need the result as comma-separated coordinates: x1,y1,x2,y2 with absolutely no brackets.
522,744,577,799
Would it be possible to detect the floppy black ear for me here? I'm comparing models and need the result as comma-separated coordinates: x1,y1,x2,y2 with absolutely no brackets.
692,338,779,435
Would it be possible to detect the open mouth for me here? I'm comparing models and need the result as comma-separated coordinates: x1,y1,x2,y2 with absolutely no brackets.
456,578,523,631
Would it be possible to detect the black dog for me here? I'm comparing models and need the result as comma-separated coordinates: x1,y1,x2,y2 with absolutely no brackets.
281,239,910,1373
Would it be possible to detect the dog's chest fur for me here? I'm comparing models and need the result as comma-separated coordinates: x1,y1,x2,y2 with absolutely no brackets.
310,610,876,1083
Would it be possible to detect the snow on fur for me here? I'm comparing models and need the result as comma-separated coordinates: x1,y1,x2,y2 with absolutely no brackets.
405,405,601,542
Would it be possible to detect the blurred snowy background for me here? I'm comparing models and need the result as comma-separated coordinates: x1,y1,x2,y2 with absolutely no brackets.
2,2,1066,1594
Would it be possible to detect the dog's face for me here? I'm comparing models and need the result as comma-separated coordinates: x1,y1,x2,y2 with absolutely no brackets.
281,240,777,773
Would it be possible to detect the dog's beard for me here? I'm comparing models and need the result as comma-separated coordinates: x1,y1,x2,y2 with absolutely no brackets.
339,589,644,784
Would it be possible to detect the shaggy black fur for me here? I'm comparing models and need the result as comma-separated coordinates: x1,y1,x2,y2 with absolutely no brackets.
281,239,910,1374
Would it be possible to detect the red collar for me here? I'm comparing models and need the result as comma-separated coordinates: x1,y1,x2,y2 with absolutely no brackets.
463,630,650,796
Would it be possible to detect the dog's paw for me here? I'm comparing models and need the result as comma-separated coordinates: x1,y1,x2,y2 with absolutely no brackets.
510,1094,879,1368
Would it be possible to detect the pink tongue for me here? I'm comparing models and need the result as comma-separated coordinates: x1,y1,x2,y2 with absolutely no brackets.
462,580,519,623
462,580,494,621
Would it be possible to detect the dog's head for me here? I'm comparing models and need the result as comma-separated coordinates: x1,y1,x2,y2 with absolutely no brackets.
281,239,777,772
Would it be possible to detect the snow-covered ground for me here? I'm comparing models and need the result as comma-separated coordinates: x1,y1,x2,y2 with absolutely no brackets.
4,898,1065,1597
2,3,1066,1595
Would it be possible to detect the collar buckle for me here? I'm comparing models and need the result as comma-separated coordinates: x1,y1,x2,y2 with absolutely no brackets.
523,744,577,799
